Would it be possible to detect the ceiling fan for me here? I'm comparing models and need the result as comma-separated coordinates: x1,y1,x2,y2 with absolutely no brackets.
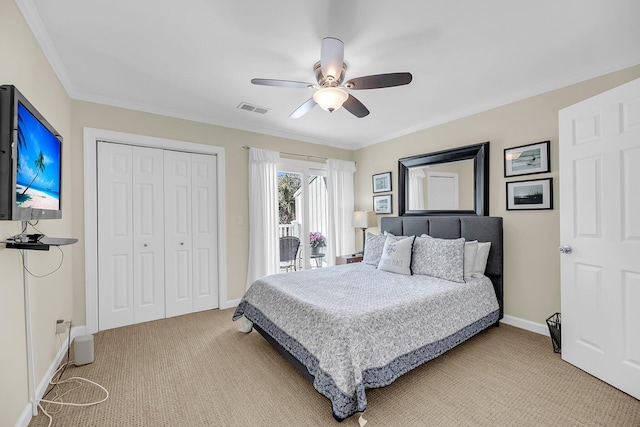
251,37,412,119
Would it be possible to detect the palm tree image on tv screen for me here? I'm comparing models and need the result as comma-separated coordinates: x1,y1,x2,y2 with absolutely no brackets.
15,102,61,210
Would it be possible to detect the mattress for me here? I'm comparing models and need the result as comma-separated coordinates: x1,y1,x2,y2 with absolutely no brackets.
233,262,499,420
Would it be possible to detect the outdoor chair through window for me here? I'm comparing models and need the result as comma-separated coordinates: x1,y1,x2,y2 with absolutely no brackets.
279,236,300,272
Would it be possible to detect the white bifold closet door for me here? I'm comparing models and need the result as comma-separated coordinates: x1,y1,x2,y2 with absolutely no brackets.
98,143,218,330
98,143,165,330
164,150,218,318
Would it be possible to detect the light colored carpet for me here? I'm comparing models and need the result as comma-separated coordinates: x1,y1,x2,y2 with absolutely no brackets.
29,309,640,426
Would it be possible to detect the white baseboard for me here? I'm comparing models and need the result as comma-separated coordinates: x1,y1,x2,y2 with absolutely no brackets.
500,315,549,336
16,325,88,427
220,298,240,310
16,404,32,427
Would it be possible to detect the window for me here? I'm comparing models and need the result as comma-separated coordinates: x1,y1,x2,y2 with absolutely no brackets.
278,158,327,270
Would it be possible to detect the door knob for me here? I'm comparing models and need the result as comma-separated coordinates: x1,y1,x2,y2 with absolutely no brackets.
559,245,573,254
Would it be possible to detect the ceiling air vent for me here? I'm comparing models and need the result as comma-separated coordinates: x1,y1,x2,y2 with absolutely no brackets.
238,102,269,114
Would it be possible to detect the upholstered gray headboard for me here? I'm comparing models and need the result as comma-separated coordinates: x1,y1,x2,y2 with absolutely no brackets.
380,216,503,320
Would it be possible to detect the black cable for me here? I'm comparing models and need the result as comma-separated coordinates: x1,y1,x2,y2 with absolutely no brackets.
19,246,64,277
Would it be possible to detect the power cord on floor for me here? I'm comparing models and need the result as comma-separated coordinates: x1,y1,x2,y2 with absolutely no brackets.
38,361,109,427
37,328,109,427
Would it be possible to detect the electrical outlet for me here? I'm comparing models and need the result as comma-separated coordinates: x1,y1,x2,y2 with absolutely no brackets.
55,319,67,334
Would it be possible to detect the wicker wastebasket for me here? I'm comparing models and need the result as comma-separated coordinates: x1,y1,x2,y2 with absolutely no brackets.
546,312,561,353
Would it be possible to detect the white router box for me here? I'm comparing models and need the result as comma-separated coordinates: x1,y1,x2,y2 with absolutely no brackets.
74,334,95,366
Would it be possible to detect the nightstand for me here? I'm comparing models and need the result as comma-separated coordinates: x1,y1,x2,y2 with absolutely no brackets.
335,254,363,265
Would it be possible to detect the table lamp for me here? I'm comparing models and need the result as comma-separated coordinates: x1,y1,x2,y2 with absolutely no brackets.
352,211,377,255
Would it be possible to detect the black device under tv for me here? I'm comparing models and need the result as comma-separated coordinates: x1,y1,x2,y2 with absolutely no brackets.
2,235,78,251
0,85,63,221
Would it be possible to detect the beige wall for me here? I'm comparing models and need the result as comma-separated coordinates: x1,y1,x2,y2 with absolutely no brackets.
0,1,74,425
354,64,640,325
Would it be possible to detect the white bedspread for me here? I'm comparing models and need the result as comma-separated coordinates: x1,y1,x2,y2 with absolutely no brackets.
233,262,499,420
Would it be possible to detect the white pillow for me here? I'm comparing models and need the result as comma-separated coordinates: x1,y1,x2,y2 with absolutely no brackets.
377,236,415,275
384,231,409,239
464,240,479,280
472,242,492,277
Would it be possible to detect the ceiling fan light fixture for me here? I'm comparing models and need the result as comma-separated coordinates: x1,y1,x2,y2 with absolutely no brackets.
313,87,348,112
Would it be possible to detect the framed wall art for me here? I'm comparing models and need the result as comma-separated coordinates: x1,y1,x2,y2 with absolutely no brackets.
506,178,553,210
372,171,392,193
373,194,392,214
504,141,550,177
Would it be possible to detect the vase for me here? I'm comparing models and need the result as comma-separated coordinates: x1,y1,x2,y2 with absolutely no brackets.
310,246,321,256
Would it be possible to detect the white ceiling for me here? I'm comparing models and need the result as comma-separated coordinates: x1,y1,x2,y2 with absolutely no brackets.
20,0,640,150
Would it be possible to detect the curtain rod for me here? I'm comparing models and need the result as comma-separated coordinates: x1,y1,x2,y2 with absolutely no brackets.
242,146,327,161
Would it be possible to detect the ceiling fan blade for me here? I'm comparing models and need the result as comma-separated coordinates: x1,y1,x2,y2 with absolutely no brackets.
320,37,344,80
345,72,413,90
251,78,313,89
289,98,317,119
342,94,369,118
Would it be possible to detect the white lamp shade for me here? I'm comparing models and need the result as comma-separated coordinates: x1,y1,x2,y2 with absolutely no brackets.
313,87,349,112
352,211,376,228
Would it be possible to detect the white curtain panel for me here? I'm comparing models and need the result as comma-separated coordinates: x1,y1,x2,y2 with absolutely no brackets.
326,159,356,265
409,167,426,210
246,148,280,290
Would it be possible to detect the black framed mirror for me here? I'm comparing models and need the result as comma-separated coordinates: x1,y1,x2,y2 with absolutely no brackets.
398,142,489,216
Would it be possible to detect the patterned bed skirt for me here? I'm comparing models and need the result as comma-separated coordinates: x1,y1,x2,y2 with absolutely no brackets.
235,302,500,421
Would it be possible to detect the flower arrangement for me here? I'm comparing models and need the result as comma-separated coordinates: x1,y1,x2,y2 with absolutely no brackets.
309,231,326,248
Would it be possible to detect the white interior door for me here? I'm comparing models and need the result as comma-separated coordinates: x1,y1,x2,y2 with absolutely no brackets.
164,150,194,318
132,146,165,323
559,77,640,399
191,153,218,312
98,143,166,330
98,142,134,330
427,172,459,210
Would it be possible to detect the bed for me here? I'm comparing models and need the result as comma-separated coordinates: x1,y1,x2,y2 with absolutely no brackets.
233,216,503,421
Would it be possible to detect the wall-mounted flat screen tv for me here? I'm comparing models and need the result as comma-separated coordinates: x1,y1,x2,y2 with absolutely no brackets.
0,85,63,221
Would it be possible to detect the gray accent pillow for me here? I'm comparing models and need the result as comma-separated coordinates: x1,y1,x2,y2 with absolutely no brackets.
412,236,465,283
362,233,389,266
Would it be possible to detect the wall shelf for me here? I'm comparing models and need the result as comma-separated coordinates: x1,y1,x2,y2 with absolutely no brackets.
2,237,78,251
